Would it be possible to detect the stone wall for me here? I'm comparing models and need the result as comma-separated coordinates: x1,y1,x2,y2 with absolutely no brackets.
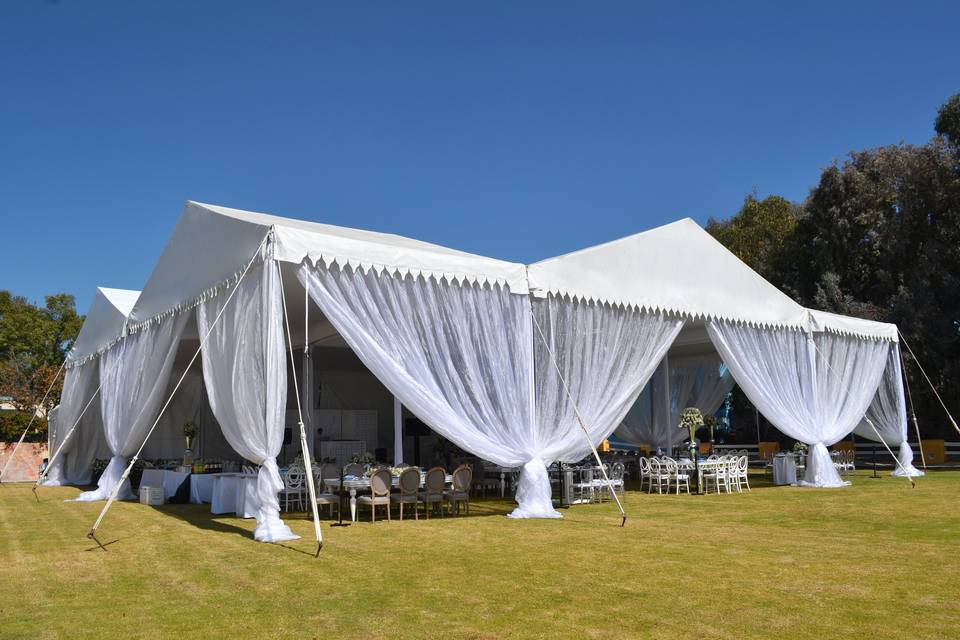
0,442,48,482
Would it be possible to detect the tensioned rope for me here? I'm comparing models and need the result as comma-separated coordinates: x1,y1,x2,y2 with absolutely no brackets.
810,338,915,488
528,305,627,527
87,233,270,550
897,343,926,470
0,358,66,484
276,261,323,556
897,329,960,438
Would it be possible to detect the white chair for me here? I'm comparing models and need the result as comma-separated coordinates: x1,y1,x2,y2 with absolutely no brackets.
591,464,611,502
734,455,750,492
637,457,651,491
356,468,392,523
647,458,669,495
279,465,305,512
573,467,596,503
665,458,690,495
609,462,626,495
703,457,730,494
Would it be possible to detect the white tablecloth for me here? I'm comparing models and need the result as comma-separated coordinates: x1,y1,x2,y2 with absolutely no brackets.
163,470,190,499
773,454,798,486
190,474,217,504
139,469,165,491
210,473,258,518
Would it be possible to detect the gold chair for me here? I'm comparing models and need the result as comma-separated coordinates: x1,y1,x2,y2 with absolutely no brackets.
391,467,422,520
445,464,473,515
419,467,446,519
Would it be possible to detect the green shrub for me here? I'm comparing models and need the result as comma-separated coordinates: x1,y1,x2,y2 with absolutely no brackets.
0,412,47,442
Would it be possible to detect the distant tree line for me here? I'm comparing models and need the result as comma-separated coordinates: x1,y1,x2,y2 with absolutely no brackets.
0,292,82,441
708,91,960,440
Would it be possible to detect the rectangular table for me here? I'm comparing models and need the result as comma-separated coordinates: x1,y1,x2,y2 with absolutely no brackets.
773,454,798,485
210,473,259,518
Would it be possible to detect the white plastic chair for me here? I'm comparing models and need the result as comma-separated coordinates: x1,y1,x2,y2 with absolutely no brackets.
279,465,305,512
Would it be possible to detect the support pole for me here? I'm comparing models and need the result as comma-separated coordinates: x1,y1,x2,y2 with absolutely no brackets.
1,359,66,483
278,262,323,556
393,396,403,466
529,306,626,526
898,342,926,470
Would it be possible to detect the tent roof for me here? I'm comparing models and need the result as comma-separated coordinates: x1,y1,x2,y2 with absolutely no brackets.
527,218,810,329
67,287,140,366
127,201,527,330
528,218,895,340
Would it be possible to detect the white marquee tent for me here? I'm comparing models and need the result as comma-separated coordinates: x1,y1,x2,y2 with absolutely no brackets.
45,203,919,544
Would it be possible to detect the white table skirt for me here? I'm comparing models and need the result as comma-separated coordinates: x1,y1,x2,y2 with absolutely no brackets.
139,469,165,491
190,474,217,504
773,454,798,486
210,473,259,517
163,470,190,499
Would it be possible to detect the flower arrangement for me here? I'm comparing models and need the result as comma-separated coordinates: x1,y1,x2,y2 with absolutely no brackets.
792,442,808,453
679,407,703,441
348,451,377,466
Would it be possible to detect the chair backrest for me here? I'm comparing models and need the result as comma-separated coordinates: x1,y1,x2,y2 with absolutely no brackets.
425,467,446,494
648,458,660,474
611,462,625,481
370,468,392,496
664,458,677,473
398,467,420,495
738,456,748,471
452,464,473,492
343,462,364,477
285,465,304,489
638,457,650,474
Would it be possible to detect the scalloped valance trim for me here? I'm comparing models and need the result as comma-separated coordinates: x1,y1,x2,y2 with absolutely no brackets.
303,253,519,292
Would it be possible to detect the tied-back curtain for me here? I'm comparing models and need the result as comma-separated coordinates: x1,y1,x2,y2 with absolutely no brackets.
853,343,923,477
197,261,298,543
44,361,97,486
533,295,684,465
297,263,541,512
616,356,734,452
707,320,889,487
73,312,188,502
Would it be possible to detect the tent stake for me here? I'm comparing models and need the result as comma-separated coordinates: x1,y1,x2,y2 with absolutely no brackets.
87,531,108,552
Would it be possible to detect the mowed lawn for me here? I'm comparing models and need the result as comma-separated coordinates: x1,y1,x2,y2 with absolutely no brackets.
1,470,958,639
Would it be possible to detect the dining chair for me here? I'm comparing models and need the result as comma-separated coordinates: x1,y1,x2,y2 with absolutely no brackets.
445,464,473,515
279,465,305,512
666,458,690,495
356,467,392,523
420,467,447,518
637,457,650,491
342,462,365,478
391,467,422,520
312,463,341,518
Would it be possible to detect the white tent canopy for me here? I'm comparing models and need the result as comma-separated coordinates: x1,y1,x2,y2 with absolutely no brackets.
58,202,911,542
67,287,140,367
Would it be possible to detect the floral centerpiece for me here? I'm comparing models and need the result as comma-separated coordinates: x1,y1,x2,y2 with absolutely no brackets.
183,421,198,450
792,442,808,454
679,407,703,444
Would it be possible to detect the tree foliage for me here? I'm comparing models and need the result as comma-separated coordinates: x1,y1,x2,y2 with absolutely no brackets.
0,292,83,428
708,91,960,437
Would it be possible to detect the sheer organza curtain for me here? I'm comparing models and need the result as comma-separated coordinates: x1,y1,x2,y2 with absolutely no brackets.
531,296,683,510
298,262,682,517
44,361,97,486
616,357,734,452
707,320,889,487
73,313,188,502
197,261,298,543
853,343,923,477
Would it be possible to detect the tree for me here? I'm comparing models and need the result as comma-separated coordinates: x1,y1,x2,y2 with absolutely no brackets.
706,194,800,287
0,291,83,424
935,91,960,149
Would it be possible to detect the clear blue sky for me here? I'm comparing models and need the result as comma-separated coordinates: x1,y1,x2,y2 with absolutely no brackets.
2,1,957,314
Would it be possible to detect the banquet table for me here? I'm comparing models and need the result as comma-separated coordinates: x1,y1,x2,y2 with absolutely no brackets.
210,473,259,518
484,465,519,497
324,473,453,522
773,454,798,486
189,474,217,504
678,458,726,494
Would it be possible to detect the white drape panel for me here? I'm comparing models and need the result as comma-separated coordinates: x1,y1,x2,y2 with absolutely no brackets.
707,320,889,487
297,263,542,510
73,313,188,502
198,261,298,543
298,264,682,518
616,356,734,451
44,362,96,486
853,344,923,477
141,370,204,460
533,296,684,460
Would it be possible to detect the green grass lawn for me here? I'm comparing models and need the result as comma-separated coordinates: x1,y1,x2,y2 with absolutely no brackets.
1,470,957,639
